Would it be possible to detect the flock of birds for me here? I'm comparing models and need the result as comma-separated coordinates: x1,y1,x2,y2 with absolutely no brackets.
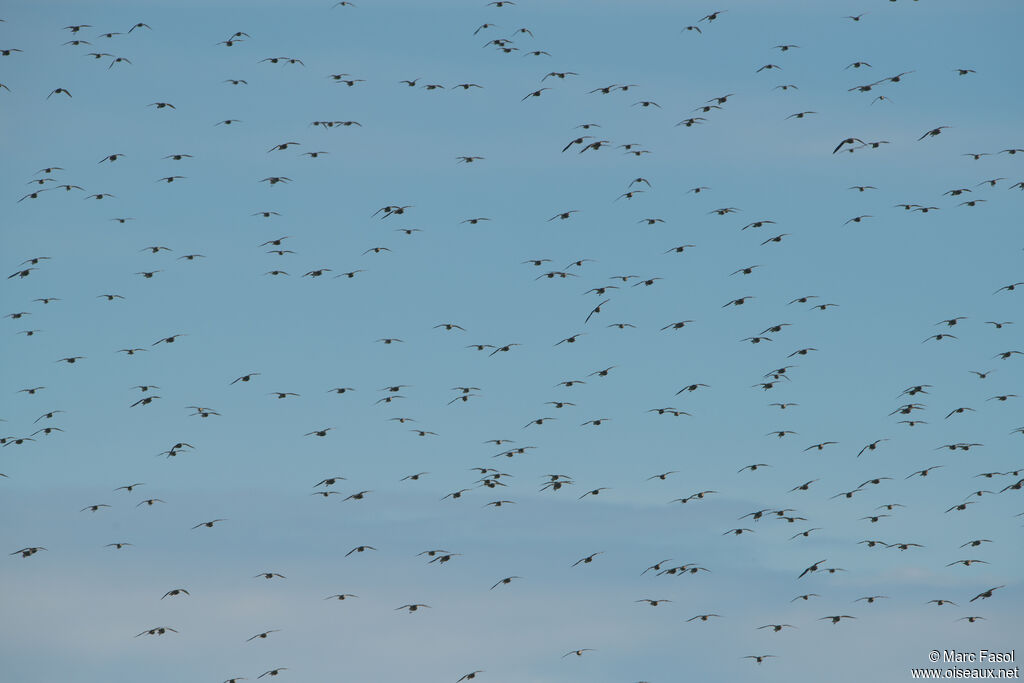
3,2,1022,682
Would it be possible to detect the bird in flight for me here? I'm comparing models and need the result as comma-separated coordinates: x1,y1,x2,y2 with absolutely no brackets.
2,4,1019,679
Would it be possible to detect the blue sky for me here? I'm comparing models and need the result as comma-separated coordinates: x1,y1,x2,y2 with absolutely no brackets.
2,1,1022,681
